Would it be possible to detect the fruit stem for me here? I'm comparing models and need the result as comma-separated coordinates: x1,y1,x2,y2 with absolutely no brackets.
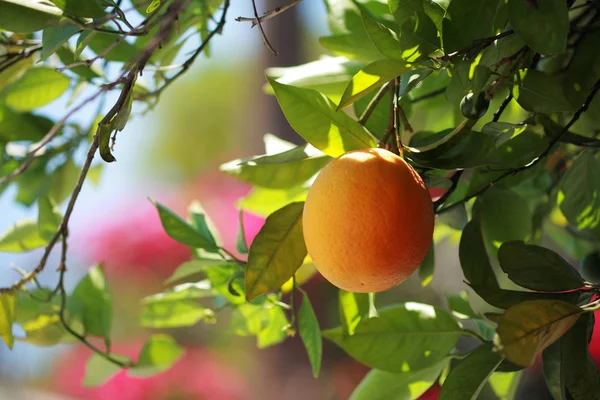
394,77,412,158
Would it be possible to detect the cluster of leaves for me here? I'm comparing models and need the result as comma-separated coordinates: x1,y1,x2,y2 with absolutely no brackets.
2,0,600,399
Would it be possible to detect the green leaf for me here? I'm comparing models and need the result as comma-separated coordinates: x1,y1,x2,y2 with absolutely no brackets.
439,344,503,400
298,289,322,378
1,67,69,111
481,188,532,249
239,185,309,217
267,77,376,157
164,259,234,285
143,280,212,304
129,334,184,377
561,314,600,399
257,304,289,349
88,32,139,62
362,13,404,60
188,202,219,250
236,209,249,254
0,293,16,349
40,25,80,61
418,241,435,287
0,106,54,142
37,196,61,241
14,289,72,346
494,299,581,367
353,86,392,137
83,353,131,387
388,0,445,30
220,144,330,189
140,299,212,329
49,158,79,204
481,122,527,148
0,0,63,32
515,70,574,113
69,265,112,345
56,45,103,80
542,339,566,400
563,30,600,108
245,202,307,301
489,371,522,400
350,358,448,400
323,303,463,373
398,11,440,62
75,30,96,57
559,152,600,235
446,291,480,320
538,115,600,148
49,0,106,17
498,241,585,291
146,0,160,13
507,0,568,55
339,290,369,336
442,0,497,53
0,219,47,252
338,59,411,109
152,200,219,250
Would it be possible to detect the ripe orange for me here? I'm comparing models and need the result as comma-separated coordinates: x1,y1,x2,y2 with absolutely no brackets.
302,148,434,293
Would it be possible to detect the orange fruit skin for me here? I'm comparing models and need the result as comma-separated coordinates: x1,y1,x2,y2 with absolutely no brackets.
302,148,434,293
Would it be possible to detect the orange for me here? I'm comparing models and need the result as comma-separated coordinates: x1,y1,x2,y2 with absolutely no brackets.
302,148,434,293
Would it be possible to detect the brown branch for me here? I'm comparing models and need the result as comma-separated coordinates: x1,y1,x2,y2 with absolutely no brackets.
236,0,303,27
251,0,278,55
438,30,514,62
358,82,390,125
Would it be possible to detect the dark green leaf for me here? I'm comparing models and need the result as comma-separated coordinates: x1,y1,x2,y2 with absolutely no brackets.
446,291,480,320
350,358,448,400
0,293,16,349
56,46,103,80
245,202,307,301
563,30,600,108
298,289,322,378
152,199,219,250
220,144,331,189
1,67,69,111
442,0,497,53
0,106,53,142
40,25,80,61
542,339,567,400
129,334,184,377
507,0,568,54
494,299,581,366
515,70,574,113
481,188,532,249
323,303,462,373
69,265,112,345
481,122,527,147
498,241,585,291
88,32,139,62
538,115,600,148
561,314,600,400
398,11,440,62
362,13,403,60
439,344,503,400
49,0,106,17
418,241,435,287
339,59,411,109
267,78,376,157
0,0,63,32
388,0,445,30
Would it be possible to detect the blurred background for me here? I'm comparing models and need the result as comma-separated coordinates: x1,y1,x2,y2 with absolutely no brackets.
0,1,599,399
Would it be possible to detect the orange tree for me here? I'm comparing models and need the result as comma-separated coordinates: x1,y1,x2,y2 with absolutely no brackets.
1,0,600,398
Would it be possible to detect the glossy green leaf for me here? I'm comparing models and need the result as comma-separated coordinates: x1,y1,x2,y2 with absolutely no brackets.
49,0,106,17
351,358,448,400
339,290,369,336
442,0,497,53
515,70,574,113
267,78,376,157
388,0,445,30
561,314,600,399
83,353,132,387
1,67,69,111
298,289,322,377
257,304,289,349
481,188,532,249
481,122,527,148
494,299,581,367
188,202,219,250
140,299,213,328
489,371,522,400
362,13,403,60
0,293,16,349
69,265,112,345
37,196,61,241
323,303,463,373
0,106,54,142
0,0,63,32
152,199,219,250
563,30,600,108
245,202,307,300
507,0,568,54
559,152,600,235
498,241,585,291
418,241,435,287
239,184,308,217
0,219,47,252
40,25,80,61
542,339,566,400
398,11,440,62
220,144,330,189
164,259,235,285
338,59,411,109
439,344,503,400
539,115,600,148
129,334,184,377
446,291,479,320
75,30,96,57
146,0,160,13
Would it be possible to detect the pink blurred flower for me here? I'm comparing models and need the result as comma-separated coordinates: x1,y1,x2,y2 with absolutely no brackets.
51,343,249,400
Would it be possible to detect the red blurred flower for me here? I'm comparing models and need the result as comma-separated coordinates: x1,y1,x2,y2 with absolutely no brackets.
51,343,249,400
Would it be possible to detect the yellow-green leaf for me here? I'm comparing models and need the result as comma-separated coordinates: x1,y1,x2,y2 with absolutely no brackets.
1,67,69,111
0,293,16,349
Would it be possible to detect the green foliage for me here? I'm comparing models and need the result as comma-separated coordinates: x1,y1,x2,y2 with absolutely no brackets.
2,0,600,398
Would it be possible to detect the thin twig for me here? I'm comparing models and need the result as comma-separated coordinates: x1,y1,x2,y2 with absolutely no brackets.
492,92,513,122
236,0,303,27
438,30,514,62
437,78,600,214
251,0,278,55
358,82,390,125
433,170,464,212
410,87,445,104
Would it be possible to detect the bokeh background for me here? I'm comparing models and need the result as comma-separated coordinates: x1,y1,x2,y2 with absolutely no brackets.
0,1,599,399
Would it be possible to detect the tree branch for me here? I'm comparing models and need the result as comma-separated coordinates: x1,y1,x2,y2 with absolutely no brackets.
236,0,303,27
